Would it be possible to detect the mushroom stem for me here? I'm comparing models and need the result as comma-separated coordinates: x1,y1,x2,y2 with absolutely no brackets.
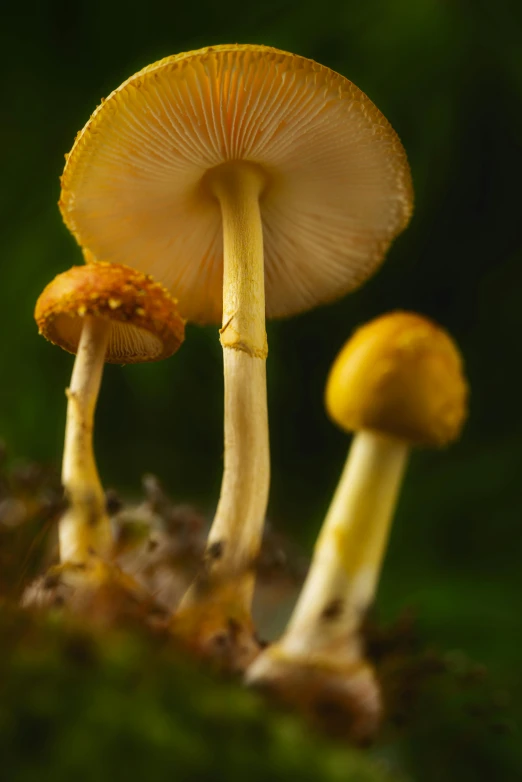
60,316,112,564
282,431,407,658
203,161,270,606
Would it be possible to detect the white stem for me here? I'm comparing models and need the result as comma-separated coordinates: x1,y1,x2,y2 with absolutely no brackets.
207,350,269,578
281,431,408,659
184,162,269,612
60,316,112,563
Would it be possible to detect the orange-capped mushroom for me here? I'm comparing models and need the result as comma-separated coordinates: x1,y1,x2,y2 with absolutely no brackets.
35,262,185,565
36,262,184,363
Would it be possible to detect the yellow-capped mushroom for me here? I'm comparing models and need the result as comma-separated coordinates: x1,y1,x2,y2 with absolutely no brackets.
247,311,468,740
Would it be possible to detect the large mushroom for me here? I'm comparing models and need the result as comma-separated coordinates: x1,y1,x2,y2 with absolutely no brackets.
246,311,468,741
58,45,413,651
35,262,185,566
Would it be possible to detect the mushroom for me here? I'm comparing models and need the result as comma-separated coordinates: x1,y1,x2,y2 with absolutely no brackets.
34,262,185,566
58,45,413,658
246,311,468,741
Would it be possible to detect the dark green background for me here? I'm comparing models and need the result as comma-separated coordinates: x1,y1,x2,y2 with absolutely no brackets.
1,0,521,776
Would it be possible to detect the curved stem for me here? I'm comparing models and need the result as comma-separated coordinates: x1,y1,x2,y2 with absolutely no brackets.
184,162,270,612
281,431,408,659
60,316,112,563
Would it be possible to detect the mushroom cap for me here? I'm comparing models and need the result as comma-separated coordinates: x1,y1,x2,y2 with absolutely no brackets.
325,312,468,447
35,262,185,364
60,44,413,324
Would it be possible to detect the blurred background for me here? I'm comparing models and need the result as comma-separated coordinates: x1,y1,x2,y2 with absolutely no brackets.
1,0,521,777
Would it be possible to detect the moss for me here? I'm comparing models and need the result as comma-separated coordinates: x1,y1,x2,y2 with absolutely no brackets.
0,607,395,782
1,455,518,781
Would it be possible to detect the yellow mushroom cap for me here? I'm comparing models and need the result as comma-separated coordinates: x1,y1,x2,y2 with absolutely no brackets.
325,312,468,447
60,44,413,324
35,262,185,364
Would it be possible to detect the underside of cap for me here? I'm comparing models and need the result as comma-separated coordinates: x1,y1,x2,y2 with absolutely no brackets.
60,44,413,324
325,312,468,447
35,263,185,363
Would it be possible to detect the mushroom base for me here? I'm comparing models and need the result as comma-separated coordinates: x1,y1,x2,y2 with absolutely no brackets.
22,559,168,630
246,647,382,745
171,578,263,674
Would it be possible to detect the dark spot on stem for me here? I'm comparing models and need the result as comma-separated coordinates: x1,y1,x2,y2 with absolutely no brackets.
254,632,269,649
227,618,241,639
43,573,61,590
207,540,224,560
321,598,344,621
211,632,230,652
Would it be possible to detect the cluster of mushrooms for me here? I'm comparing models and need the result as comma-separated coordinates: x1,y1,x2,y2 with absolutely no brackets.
30,45,468,743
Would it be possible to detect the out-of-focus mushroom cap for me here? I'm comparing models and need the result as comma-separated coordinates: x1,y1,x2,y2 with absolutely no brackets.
325,312,468,447
35,263,185,363
60,44,413,324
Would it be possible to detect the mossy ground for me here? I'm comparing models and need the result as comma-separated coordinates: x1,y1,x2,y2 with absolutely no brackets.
0,449,519,782
0,608,394,782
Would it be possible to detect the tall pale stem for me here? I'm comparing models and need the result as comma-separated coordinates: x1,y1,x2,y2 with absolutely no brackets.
202,162,270,610
282,431,408,658
60,316,112,563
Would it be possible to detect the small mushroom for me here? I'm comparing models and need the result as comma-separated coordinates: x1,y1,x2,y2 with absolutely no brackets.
246,311,468,742
59,45,413,664
34,262,185,566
